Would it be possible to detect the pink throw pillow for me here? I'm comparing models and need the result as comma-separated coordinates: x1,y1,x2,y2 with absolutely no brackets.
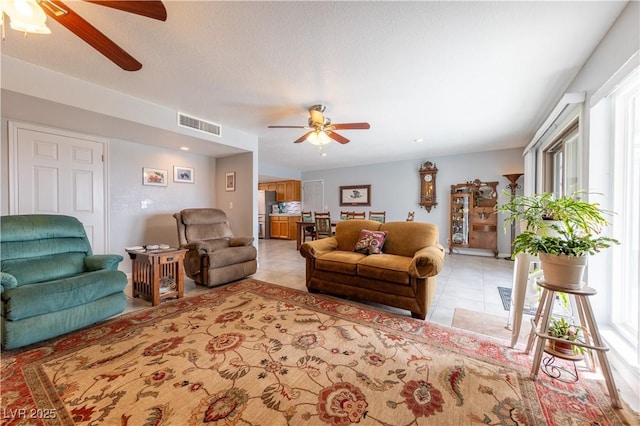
354,230,387,254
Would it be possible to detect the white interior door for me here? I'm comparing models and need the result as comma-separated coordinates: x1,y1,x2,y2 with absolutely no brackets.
9,122,108,253
302,180,325,213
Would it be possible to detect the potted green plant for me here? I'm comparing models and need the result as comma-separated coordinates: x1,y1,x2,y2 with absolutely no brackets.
497,191,619,290
547,316,587,356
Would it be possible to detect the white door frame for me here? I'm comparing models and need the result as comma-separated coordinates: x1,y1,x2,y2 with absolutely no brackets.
7,120,111,252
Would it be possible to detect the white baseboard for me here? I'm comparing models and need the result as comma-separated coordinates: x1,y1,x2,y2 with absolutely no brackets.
447,248,511,259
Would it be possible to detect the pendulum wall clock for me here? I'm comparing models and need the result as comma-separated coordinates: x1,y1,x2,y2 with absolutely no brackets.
419,161,438,212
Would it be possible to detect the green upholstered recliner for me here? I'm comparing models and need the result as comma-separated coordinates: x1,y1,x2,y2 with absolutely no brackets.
1,214,127,350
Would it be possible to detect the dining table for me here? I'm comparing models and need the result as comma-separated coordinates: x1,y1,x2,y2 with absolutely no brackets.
295,220,337,250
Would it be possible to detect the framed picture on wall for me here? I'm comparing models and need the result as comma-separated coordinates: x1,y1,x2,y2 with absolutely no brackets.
340,184,371,206
143,168,168,186
174,166,194,183
225,172,236,192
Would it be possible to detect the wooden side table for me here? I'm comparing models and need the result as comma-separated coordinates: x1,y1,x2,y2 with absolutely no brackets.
127,248,187,306
528,280,622,408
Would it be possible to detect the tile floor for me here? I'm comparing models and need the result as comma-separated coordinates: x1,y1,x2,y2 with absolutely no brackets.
123,238,638,412
255,239,515,326
125,238,515,331
127,240,513,326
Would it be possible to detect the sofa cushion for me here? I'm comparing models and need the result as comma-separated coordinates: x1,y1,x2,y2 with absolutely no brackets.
180,208,229,225
316,251,367,275
2,253,88,285
380,222,439,257
1,238,92,262
204,238,231,251
334,220,382,251
84,255,124,271
2,269,127,321
354,230,387,254
186,223,234,242
0,214,88,243
357,254,412,285
180,208,234,242
209,246,257,268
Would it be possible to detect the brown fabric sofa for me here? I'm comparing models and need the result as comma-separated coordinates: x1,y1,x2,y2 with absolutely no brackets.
174,208,257,287
300,219,445,320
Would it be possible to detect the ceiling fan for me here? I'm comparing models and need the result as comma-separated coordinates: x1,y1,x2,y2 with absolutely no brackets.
268,105,370,145
1,0,167,71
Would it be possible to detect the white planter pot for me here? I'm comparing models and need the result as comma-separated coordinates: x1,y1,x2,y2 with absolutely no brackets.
539,253,587,290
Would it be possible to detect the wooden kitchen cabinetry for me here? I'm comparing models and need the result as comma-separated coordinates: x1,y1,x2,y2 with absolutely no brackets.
449,180,498,257
259,182,277,192
285,180,301,201
259,180,301,202
270,215,300,240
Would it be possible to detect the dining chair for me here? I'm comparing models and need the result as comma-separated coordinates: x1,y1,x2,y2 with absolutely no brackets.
301,211,315,243
406,211,415,221
340,211,353,220
368,211,386,223
314,213,332,239
350,211,366,219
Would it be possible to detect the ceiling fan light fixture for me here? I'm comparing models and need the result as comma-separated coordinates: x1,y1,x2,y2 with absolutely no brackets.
1,0,50,34
307,130,331,146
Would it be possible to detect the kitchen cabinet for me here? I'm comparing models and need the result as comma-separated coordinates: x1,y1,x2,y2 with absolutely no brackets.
260,180,301,202
449,180,498,257
276,182,287,202
285,180,301,201
259,182,277,192
269,215,300,240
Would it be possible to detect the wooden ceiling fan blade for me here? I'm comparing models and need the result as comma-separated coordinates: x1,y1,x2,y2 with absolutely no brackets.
83,1,167,21
41,0,142,71
294,132,313,143
327,131,350,144
332,123,371,130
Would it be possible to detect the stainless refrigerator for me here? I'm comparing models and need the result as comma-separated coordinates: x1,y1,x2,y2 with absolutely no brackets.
258,190,277,239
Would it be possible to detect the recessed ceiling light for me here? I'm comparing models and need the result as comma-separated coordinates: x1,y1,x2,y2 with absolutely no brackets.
414,138,424,143
180,146,190,151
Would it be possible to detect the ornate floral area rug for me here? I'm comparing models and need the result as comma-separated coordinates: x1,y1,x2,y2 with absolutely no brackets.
1,279,636,425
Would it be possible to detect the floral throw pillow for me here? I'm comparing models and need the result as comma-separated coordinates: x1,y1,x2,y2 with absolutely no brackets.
353,230,388,254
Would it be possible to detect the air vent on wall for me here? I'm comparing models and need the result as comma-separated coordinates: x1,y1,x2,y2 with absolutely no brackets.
177,112,222,137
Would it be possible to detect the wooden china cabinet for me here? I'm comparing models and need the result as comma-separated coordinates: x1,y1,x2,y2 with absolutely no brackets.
449,179,498,257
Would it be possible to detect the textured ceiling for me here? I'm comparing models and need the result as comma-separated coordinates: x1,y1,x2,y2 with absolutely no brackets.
0,1,628,172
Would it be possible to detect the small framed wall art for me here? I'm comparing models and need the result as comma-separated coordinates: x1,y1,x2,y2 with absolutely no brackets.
339,184,371,206
143,167,168,186
225,172,236,192
174,166,194,183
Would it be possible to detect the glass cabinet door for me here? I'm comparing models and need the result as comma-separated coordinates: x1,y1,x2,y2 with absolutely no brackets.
451,193,470,246
449,179,498,257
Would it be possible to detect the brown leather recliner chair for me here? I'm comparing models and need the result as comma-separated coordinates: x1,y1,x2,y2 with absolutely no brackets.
174,208,257,287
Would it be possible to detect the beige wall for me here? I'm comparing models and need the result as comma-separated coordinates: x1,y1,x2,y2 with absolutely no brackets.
303,148,525,257
0,91,256,274
215,152,255,237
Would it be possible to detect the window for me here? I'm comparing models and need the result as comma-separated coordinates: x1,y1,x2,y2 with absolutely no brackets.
610,68,639,349
543,123,579,196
